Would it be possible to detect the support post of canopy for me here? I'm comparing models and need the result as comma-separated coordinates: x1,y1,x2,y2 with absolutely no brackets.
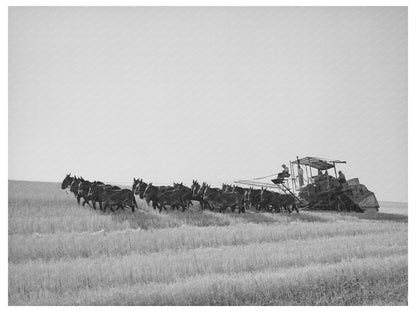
304,164,310,184
290,160,295,192
326,164,330,191
308,158,313,183
303,163,310,197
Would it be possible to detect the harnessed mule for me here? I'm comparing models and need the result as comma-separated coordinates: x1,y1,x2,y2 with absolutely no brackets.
199,183,244,213
61,173,74,190
89,182,137,213
247,187,262,211
191,180,211,211
173,182,194,210
143,184,185,213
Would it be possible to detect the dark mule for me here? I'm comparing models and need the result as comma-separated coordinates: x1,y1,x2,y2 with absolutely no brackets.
133,178,149,200
77,177,93,208
88,181,120,210
199,183,244,213
64,175,91,207
61,173,74,190
222,184,234,192
232,185,248,209
132,178,141,193
134,179,161,210
158,188,187,213
173,182,194,211
134,179,159,210
260,188,296,213
260,188,276,212
89,182,137,213
191,180,211,211
280,193,299,213
247,187,262,211
142,183,162,211
143,183,184,213
69,176,82,205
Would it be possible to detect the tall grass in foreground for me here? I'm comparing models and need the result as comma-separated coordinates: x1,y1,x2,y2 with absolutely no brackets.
9,231,406,299
10,255,407,305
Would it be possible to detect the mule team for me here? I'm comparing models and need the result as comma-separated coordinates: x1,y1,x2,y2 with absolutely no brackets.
61,174,299,214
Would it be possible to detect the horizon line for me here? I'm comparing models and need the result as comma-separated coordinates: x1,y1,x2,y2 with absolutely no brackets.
8,179,408,204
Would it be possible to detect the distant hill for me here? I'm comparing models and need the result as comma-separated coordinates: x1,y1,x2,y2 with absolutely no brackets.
378,201,408,215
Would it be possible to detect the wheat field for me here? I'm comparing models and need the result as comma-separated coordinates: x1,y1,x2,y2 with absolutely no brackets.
8,180,408,305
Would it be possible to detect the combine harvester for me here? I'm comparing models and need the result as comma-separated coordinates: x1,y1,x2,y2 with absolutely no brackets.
235,156,379,213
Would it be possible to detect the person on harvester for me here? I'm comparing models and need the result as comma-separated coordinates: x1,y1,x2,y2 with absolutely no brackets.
338,171,347,184
278,164,290,179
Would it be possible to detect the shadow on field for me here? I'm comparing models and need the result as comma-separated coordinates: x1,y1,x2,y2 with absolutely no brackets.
110,203,231,230
107,199,333,230
168,210,231,227
224,211,279,224
110,207,332,230
110,210,174,230
281,212,329,223
343,212,408,223
224,210,328,224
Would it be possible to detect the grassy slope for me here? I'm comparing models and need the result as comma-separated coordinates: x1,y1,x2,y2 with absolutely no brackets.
8,181,408,305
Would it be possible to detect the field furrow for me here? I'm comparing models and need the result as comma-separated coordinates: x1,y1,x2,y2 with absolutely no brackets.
9,231,406,298
9,220,406,263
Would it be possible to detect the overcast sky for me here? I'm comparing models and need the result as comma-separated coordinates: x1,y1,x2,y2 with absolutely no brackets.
9,7,407,202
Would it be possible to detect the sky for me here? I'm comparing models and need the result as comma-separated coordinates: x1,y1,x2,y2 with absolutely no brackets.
8,7,407,202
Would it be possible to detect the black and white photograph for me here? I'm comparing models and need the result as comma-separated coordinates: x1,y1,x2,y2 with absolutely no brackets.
6,4,410,306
